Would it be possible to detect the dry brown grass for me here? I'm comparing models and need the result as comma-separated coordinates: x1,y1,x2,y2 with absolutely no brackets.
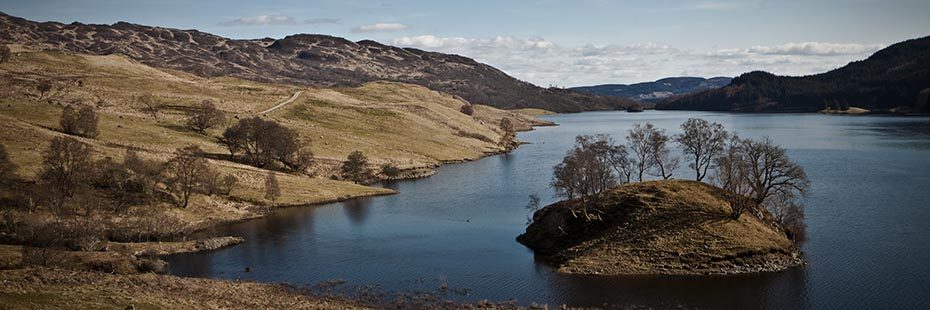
0,267,366,309
0,49,552,240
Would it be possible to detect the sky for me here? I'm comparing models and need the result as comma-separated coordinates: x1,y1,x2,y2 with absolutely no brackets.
2,0,928,87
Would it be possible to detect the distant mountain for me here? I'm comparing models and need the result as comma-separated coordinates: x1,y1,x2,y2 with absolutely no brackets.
0,12,635,113
656,36,930,113
570,77,732,102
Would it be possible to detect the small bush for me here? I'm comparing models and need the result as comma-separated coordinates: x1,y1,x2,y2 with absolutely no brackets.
381,163,401,179
460,104,475,115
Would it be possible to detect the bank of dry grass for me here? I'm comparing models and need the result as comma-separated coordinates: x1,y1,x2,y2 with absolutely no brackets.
0,48,548,239
0,267,366,310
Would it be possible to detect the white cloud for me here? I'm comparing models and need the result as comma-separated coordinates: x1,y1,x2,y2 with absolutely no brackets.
304,18,340,25
744,42,885,56
219,15,297,26
351,23,410,33
392,35,886,86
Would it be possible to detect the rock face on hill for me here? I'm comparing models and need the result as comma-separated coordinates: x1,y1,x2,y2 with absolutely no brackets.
0,12,635,113
517,180,804,275
656,36,930,113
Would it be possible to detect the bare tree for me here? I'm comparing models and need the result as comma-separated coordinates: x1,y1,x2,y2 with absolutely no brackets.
36,80,53,99
740,137,810,206
59,105,79,135
76,105,99,138
218,174,238,196
712,136,810,240
525,194,542,225
163,145,210,208
676,118,728,181
39,136,94,212
498,118,516,151
341,151,372,184
137,93,162,119
264,171,281,206
122,149,163,197
712,136,754,219
185,100,225,134
627,123,678,181
551,135,624,203
646,126,679,180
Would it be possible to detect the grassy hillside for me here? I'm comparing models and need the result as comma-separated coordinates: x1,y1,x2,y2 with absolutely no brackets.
0,46,549,227
518,180,802,275
0,12,636,113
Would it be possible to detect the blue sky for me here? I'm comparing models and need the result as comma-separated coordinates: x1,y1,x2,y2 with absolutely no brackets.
2,0,928,86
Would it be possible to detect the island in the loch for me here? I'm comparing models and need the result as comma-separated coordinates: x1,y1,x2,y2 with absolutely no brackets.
518,180,804,275
518,120,810,276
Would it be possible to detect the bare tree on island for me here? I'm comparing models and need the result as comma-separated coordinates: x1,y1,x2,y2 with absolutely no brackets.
712,135,810,242
676,118,728,181
551,134,632,221
627,122,678,181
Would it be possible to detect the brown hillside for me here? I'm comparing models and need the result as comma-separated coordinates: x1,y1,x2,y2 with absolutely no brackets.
0,12,635,113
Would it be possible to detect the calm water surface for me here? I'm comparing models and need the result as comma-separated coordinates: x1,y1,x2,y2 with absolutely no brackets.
166,111,930,308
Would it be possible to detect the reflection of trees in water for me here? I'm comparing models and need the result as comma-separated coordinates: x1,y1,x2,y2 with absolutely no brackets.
863,121,930,150
866,121,930,138
344,197,372,225
164,252,215,277
542,263,810,308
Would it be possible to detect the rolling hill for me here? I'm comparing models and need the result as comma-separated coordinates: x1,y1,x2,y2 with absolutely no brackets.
571,77,731,102
656,36,930,113
0,12,635,113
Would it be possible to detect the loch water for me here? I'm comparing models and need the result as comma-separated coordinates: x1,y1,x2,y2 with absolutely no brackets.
166,111,930,308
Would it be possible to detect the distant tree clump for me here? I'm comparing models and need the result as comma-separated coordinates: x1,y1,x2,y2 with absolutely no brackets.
221,117,313,171
36,80,53,99
218,174,238,196
675,118,728,181
627,122,678,181
60,105,99,138
76,106,99,138
263,171,281,206
185,100,225,134
380,163,401,180
162,145,211,208
0,45,11,64
59,105,78,135
460,104,475,116
498,118,517,151
39,136,94,211
341,151,372,184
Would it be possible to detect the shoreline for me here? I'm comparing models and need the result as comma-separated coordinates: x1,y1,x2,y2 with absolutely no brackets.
176,121,551,249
